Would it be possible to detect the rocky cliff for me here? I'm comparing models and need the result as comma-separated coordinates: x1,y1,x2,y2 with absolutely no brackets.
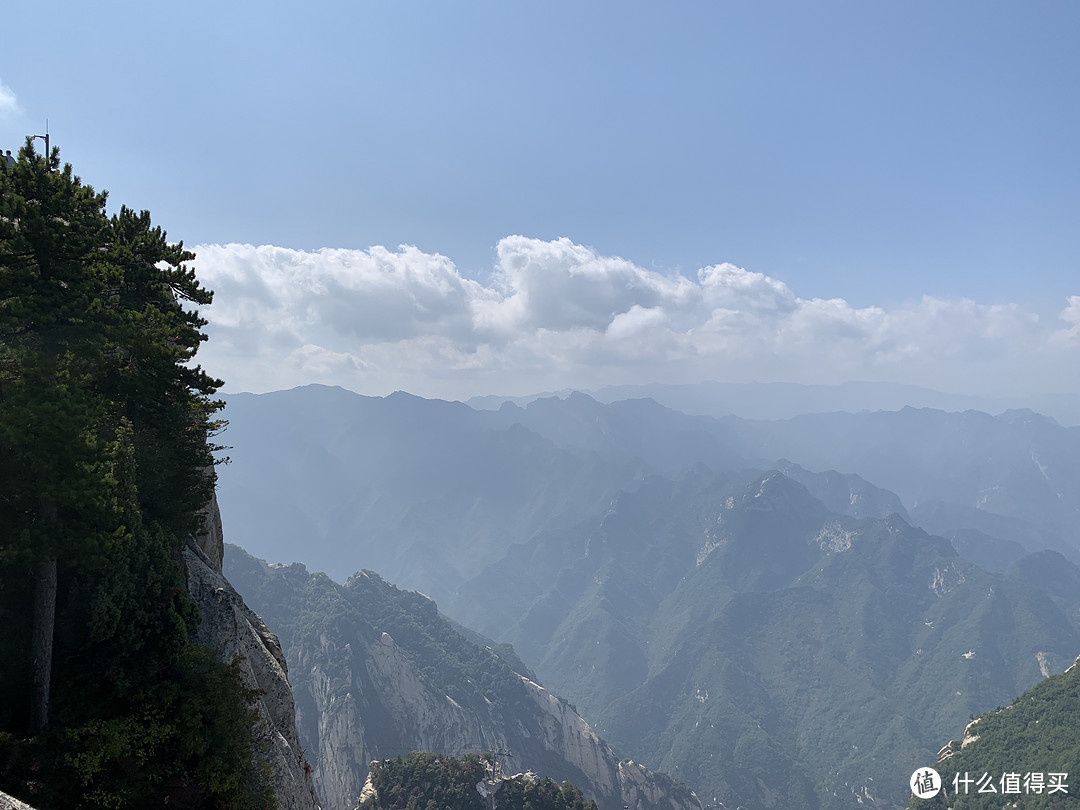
186,497,321,810
224,546,701,810
0,790,36,810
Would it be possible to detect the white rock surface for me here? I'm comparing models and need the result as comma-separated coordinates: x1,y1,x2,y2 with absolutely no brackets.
185,538,321,810
300,631,698,810
0,790,36,810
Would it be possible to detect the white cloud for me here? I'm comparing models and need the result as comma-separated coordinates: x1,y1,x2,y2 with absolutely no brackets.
0,79,19,117
1050,296,1080,346
189,238,1080,400
486,236,700,334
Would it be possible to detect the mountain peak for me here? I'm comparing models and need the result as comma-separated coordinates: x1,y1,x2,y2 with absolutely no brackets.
746,471,822,512
997,407,1060,427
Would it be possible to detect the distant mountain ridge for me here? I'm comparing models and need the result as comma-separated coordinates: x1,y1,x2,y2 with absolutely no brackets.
731,407,1080,559
467,381,1080,426
217,385,1080,597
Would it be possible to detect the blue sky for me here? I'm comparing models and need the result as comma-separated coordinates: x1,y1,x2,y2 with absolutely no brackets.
3,2,1078,399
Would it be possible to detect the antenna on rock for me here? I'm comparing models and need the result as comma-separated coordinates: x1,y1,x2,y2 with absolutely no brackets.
31,119,50,161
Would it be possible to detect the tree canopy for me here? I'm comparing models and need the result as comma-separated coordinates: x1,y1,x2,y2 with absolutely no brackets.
0,141,272,809
906,659,1080,810
361,752,599,810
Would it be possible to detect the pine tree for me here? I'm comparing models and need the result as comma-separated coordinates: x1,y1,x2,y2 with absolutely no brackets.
0,140,119,733
0,141,271,809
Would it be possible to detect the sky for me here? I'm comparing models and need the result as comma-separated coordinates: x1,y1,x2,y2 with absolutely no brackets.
2,1,1078,401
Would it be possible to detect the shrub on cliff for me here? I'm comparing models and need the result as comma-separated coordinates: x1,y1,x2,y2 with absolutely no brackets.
361,751,597,810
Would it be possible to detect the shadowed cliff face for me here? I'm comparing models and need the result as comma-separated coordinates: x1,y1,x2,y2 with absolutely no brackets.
195,489,225,572
186,495,322,810
224,545,702,810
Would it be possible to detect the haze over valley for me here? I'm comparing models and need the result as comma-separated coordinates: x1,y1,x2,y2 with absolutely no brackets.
212,382,1080,809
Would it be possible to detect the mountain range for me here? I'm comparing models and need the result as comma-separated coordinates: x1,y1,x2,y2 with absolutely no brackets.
215,384,1080,809
217,385,1080,592
467,381,1080,428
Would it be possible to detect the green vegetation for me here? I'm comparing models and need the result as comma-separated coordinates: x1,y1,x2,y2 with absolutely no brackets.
907,660,1080,810
360,751,598,810
522,473,1080,810
0,142,273,808
343,571,535,714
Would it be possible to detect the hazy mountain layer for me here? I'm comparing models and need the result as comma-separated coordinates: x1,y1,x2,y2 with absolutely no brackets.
214,386,1080,809
217,387,669,601
600,475,1080,809
447,466,1080,809
730,407,1080,555
218,388,1080,611
468,381,1080,427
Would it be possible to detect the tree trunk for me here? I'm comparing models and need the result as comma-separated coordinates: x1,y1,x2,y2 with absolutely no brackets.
29,556,57,734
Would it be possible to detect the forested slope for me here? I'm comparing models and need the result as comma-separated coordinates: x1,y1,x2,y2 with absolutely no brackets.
907,656,1080,809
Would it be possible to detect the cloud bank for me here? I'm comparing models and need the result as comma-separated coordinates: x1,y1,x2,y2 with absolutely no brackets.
191,237,1078,400
0,79,19,117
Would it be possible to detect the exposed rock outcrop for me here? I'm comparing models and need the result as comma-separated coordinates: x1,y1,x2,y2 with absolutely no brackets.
185,502,321,810
0,790,37,810
523,679,699,810
195,487,225,571
520,676,619,797
304,619,696,810
225,548,701,810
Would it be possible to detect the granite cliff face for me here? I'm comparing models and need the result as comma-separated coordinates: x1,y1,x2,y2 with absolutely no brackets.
195,488,226,571
225,546,701,810
187,497,321,810
0,790,37,810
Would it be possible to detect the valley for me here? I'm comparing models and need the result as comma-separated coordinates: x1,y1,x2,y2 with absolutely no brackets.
216,384,1080,809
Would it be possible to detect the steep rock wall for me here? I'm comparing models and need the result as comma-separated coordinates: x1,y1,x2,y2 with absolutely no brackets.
302,629,699,810
0,790,37,810
224,552,701,810
185,527,321,810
